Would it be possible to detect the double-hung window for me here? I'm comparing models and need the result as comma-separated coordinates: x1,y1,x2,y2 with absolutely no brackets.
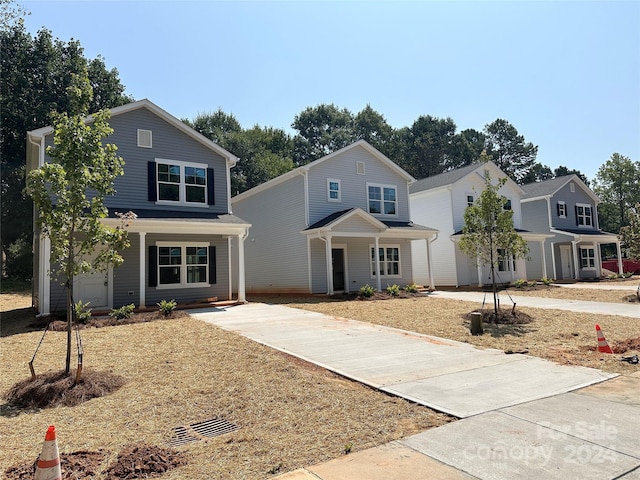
580,247,596,269
466,195,474,207
156,159,208,205
370,245,400,277
327,178,341,202
557,201,567,218
497,249,516,272
157,243,209,288
503,199,512,211
576,204,593,227
367,183,397,215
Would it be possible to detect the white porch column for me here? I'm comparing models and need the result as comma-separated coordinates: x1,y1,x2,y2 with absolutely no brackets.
572,241,579,280
374,237,381,292
39,236,51,316
477,257,483,287
325,234,334,295
227,236,233,301
551,243,557,280
616,242,623,274
540,240,548,279
425,238,435,290
139,232,146,308
237,233,246,303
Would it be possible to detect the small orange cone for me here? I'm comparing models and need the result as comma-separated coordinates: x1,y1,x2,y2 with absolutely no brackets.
595,324,613,354
34,425,62,480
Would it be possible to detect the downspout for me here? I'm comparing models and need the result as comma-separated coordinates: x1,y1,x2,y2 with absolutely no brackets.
302,168,310,227
571,240,579,280
426,233,437,290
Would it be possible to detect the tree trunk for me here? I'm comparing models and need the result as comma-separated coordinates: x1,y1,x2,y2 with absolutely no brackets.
65,285,72,375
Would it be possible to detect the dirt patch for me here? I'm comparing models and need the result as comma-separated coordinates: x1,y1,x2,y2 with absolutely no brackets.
464,308,534,325
4,368,125,409
4,444,185,479
613,336,640,354
42,310,189,332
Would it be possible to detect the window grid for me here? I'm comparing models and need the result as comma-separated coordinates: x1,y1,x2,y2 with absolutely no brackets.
327,179,341,202
558,202,567,218
580,248,596,269
158,245,208,287
156,160,207,205
577,204,593,227
367,184,397,216
370,246,400,277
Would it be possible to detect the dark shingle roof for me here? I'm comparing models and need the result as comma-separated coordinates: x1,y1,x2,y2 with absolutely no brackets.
108,209,249,224
520,175,574,199
304,209,437,232
305,209,355,230
409,163,482,194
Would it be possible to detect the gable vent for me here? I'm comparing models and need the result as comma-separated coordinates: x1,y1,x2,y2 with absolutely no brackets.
137,129,153,148
356,161,365,175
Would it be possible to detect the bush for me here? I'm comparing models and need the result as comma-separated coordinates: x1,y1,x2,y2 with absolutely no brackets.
513,279,528,288
404,283,419,293
74,300,92,324
109,304,135,320
386,284,400,296
359,284,375,297
157,299,177,317
540,277,554,286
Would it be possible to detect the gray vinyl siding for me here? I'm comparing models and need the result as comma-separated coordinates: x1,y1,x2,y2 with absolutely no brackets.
48,266,67,314
521,199,551,233
525,241,544,280
144,234,230,305
40,108,230,214
307,145,411,224
232,175,309,293
551,184,597,231
112,235,140,307
310,238,414,293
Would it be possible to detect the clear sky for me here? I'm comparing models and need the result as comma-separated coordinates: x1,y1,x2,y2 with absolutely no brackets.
22,0,640,182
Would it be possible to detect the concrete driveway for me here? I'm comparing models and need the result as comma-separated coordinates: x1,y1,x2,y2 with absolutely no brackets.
190,302,640,479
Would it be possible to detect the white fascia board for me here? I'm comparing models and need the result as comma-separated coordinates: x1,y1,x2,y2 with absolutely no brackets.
102,218,250,236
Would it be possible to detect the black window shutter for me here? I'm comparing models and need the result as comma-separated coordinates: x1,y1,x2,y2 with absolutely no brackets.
208,246,216,284
148,162,157,201
207,168,215,205
575,205,579,226
556,203,561,217
148,246,157,287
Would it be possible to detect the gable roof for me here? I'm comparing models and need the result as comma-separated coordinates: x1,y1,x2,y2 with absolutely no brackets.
521,175,599,203
232,140,414,203
27,98,239,167
409,161,524,195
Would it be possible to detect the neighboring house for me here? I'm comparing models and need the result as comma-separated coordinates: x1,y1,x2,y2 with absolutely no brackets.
409,161,551,287
520,175,623,280
27,99,251,315
231,140,439,295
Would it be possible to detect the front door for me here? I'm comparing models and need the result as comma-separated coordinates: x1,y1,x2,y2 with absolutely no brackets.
559,245,573,279
74,248,109,309
332,248,345,291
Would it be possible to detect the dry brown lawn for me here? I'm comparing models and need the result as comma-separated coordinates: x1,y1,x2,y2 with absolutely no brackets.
0,293,448,479
1,278,638,478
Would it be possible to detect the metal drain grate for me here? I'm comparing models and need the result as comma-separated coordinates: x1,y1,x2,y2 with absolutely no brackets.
167,418,239,447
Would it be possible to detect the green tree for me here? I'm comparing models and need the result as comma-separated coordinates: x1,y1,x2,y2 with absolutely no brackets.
448,128,487,170
0,0,27,30
353,104,394,154
0,23,132,281
593,153,640,233
26,72,131,376
292,104,355,164
521,163,554,184
484,119,538,184
619,204,640,259
458,163,529,317
553,166,590,186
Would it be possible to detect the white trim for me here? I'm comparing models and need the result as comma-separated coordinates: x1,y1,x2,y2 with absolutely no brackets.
139,232,146,308
227,236,232,301
327,178,341,202
237,233,246,302
155,242,211,289
155,158,209,207
579,245,597,270
356,161,365,175
303,170,310,227
369,243,402,279
331,244,349,293
366,183,398,217
576,203,594,228
39,236,51,315
465,193,474,207
557,200,567,218
137,129,152,148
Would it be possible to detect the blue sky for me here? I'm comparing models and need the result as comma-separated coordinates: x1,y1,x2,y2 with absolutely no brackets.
22,0,640,181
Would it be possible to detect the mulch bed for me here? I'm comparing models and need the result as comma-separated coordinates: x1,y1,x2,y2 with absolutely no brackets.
464,308,534,325
35,310,189,332
4,444,185,479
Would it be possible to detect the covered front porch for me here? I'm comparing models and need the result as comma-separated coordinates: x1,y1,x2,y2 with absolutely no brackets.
551,229,623,280
303,208,438,295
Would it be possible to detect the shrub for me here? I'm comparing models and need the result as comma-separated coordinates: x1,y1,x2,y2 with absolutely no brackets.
109,303,135,320
386,284,400,296
157,299,177,317
513,279,528,288
359,284,375,297
540,277,554,286
528,280,538,287
74,300,92,324
404,283,419,293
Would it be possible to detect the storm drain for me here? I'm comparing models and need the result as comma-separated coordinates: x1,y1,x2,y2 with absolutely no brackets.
167,418,239,447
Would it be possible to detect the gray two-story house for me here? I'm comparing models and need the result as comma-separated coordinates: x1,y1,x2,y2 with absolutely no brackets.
231,140,439,295
520,175,622,280
28,99,250,315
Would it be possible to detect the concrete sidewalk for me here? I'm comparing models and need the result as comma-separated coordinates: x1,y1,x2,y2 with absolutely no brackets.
189,303,640,479
431,290,640,318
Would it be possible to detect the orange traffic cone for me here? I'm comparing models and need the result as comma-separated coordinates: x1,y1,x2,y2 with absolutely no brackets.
34,425,62,480
595,324,613,354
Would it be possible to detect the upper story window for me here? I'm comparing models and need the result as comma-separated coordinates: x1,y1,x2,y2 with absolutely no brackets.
327,178,341,202
576,203,593,227
466,195,474,207
151,159,212,206
557,201,567,218
367,183,397,215
503,199,512,211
